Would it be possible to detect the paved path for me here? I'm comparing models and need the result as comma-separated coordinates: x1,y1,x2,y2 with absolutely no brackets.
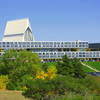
81,62,99,72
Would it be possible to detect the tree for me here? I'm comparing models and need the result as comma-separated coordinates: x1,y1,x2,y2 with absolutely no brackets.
72,58,86,78
0,50,42,90
56,55,74,76
56,55,86,78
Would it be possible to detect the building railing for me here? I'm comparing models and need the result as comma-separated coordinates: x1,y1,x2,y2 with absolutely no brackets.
0,51,100,59
0,41,89,49
34,51,100,59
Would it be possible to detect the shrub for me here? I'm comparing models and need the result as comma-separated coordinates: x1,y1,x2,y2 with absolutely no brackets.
80,75,100,94
23,75,88,100
0,75,8,90
36,65,57,80
54,93,100,100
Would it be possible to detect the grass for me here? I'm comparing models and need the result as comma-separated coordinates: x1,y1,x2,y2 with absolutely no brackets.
0,90,32,100
84,61,100,71
81,64,94,72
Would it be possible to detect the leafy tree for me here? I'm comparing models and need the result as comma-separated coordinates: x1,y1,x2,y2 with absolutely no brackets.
56,55,74,76
72,58,86,78
0,50,42,90
56,55,86,78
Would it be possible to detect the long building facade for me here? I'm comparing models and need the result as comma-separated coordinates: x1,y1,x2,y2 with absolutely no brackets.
0,18,100,61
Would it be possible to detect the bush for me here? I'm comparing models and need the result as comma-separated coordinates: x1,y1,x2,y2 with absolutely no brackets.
36,65,57,80
54,93,100,100
79,75,100,95
23,75,88,100
0,75,8,90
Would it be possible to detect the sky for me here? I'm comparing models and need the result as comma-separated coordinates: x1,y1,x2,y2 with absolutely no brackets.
0,0,100,43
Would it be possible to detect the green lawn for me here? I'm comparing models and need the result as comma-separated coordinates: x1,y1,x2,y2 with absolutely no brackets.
81,64,94,72
0,90,32,100
84,61,100,71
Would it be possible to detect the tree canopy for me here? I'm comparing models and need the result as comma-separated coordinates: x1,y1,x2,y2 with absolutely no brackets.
56,55,86,78
0,50,41,90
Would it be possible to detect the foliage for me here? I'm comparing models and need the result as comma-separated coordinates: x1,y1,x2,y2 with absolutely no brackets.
23,75,88,100
72,58,86,78
36,65,57,80
0,50,41,90
23,74,100,100
46,65,57,80
56,55,86,78
22,55,100,100
43,61,93,72
0,50,41,75
79,75,100,94
0,75,8,90
54,93,100,100
56,55,73,76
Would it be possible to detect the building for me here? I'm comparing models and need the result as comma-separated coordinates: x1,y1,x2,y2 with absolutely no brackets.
89,43,100,51
0,18,100,61
3,18,34,42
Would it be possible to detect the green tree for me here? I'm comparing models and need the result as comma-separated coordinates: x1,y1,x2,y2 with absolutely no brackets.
56,55,86,78
72,58,86,78
0,50,42,90
56,55,74,76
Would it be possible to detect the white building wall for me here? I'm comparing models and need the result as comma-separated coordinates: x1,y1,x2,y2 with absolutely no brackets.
3,18,34,42
3,34,24,42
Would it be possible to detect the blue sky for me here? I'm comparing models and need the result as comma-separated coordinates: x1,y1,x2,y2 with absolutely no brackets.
0,0,100,42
